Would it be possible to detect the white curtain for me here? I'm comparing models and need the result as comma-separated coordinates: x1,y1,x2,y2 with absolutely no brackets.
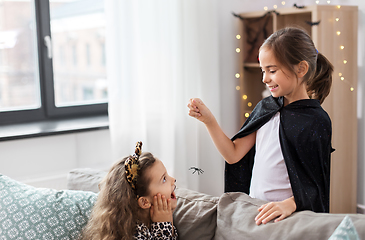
105,0,224,195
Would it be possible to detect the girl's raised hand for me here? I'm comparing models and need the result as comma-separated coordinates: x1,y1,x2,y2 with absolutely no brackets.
150,193,173,223
254,196,296,225
187,98,214,125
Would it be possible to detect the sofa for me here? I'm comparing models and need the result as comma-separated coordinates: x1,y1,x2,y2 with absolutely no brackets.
1,169,364,240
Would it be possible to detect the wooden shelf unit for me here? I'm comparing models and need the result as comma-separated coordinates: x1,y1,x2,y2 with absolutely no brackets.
235,5,358,213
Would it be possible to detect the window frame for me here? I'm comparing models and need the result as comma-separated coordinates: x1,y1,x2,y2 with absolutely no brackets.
0,0,108,126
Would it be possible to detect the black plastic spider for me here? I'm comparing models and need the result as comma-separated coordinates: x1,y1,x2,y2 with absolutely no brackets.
305,20,321,26
189,167,204,175
293,3,305,9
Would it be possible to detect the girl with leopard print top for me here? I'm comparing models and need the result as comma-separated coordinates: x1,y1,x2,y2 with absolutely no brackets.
81,142,178,240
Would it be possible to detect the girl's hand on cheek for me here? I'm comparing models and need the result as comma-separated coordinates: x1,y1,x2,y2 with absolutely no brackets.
150,193,173,223
254,196,296,225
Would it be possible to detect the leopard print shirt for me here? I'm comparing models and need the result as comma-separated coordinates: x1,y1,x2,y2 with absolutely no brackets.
134,222,178,240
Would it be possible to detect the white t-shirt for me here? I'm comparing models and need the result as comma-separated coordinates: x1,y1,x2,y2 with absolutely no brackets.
249,112,293,202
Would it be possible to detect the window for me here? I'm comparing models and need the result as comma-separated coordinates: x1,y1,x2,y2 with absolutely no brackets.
0,0,107,125
72,45,78,66
101,42,106,66
86,43,91,66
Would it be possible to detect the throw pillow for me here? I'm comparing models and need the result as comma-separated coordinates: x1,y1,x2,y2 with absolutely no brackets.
0,175,97,240
173,187,219,240
328,215,360,240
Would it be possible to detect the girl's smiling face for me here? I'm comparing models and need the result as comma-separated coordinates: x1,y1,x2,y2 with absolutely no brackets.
259,47,308,105
146,159,177,210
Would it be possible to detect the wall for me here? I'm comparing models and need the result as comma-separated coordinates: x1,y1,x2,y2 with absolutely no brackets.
0,129,112,190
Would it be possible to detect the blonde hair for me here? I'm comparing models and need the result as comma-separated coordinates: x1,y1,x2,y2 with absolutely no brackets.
80,152,156,240
261,27,333,104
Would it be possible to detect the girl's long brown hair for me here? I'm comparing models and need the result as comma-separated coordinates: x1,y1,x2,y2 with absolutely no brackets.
80,152,156,240
260,27,334,104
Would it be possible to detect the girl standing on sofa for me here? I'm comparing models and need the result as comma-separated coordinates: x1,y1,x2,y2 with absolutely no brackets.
81,142,178,240
187,27,334,225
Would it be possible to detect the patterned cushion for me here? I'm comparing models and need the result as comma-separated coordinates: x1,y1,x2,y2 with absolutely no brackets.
328,215,360,240
0,175,97,240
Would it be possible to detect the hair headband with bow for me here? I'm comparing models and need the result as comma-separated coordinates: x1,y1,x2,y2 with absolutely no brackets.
125,141,142,190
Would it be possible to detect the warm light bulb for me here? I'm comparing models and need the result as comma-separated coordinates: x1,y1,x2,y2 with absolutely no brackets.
340,45,345,50
264,6,268,11
273,5,277,9
327,0,331,4
336,31,341,35
343,60,347,64
281,1,285,5
245,112,250,118
316,0,319,4
248,102,252,107
235,73,240,78
242,95,248,100
350,87,354,92
236,35,241,39
339,73,342,77
236,48,241,53
337,5,341,9
336,18,340,21
341,77,345,81
236,86,241,90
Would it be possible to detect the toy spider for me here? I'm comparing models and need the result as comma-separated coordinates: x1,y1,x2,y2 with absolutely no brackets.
189,167,204,175
305,20,321,26
293,3,305,9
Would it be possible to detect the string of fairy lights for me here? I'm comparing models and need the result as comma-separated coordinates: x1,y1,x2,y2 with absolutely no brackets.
334,5,355,93
235,1,355,119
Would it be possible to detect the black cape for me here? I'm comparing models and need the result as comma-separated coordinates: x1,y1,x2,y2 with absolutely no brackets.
225,96,333,213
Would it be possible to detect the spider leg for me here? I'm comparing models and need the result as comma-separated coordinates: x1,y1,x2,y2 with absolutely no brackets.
189,167,204,175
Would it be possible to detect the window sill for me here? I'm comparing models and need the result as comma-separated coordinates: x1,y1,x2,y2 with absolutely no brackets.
0,115,109,142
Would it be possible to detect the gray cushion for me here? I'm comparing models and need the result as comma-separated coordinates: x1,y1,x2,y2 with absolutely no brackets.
174,187,219,240
215,192,365,240
0,175,97,240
